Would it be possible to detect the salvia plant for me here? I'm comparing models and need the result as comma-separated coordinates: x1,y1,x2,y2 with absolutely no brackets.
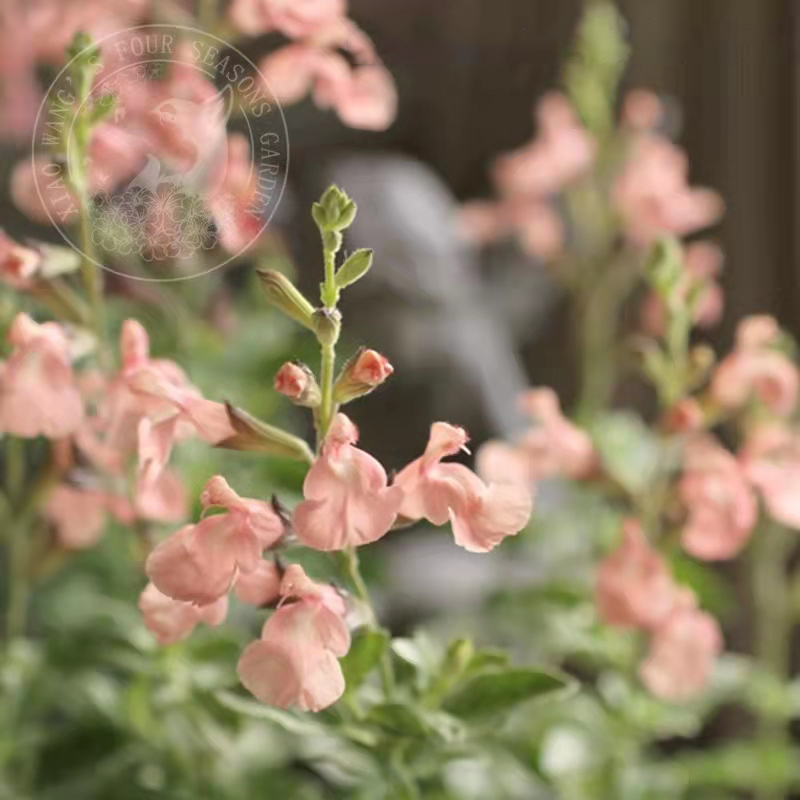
0,2,799,800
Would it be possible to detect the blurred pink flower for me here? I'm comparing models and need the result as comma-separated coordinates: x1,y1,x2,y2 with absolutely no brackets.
44,483,133,549
678,436,757,560
0,232,41,290
293,413,403,550
206,134,264,254
259,22,397,131
595,519,680,630
711,315,798,417
518,388,596,480
145,475,284,605
621,89,664,131
494,93,596,198
741,424,800,529
661,398,705,433
639,594,722,701
395,421,532,552
640,241,725,337
237,564,350,710
613,133,724,246
139,582,228,646
0,313,83,438
229,0,346,38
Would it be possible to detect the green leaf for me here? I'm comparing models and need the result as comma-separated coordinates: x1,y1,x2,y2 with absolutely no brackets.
213,691,324,737
340,628,389,691
335,249,374,290
589,412,662,494
366,703,430,738
443,667,574,720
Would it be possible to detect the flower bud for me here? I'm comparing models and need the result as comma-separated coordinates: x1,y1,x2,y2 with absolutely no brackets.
257,269,315,330
312,185,357,232
333,347,394,404
274,361,321,407
217,402,314,463
312,308,341,347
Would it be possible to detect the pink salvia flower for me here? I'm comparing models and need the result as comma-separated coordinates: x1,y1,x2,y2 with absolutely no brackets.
711,315,799,417
394,422,532,553
595,519,681,630
740,424,800,529
145,476,284,605
678,436,757,560
234,559,282,607
493,93,596,198
613,133,724,246
44,484,133,550
639,593,722,701
139,583,228,646
293,413,403,550
237,564,350,711
0,313,83,438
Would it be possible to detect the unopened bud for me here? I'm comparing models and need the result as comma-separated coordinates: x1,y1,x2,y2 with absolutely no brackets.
217,402,314,463
333,347,394,404
312,185,357,233
274,361,321,407
312,308,341,347
257,269,315,330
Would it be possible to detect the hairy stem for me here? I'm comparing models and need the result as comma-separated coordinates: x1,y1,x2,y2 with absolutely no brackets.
318,341,336,442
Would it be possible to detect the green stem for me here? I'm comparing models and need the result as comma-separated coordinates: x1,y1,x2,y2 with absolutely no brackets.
341,546,395,698
5,438,27,643
318,341,336,442
753,520,791,800
76,185,106,349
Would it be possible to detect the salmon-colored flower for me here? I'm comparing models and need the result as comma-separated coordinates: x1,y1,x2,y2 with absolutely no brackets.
294,413,403,550
237,564,350,711
519,388,596,480
639,594,722,701
711,316,798,417
44,483,133,550
678,436,757,560
493,93,596,198
740,424,800,529
613,133,724,247
258,22,397,131
145,476,284,605
595,519,680,630
139,583,228,646
395,422,532,552
0,313,83,438
234,559,283,607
